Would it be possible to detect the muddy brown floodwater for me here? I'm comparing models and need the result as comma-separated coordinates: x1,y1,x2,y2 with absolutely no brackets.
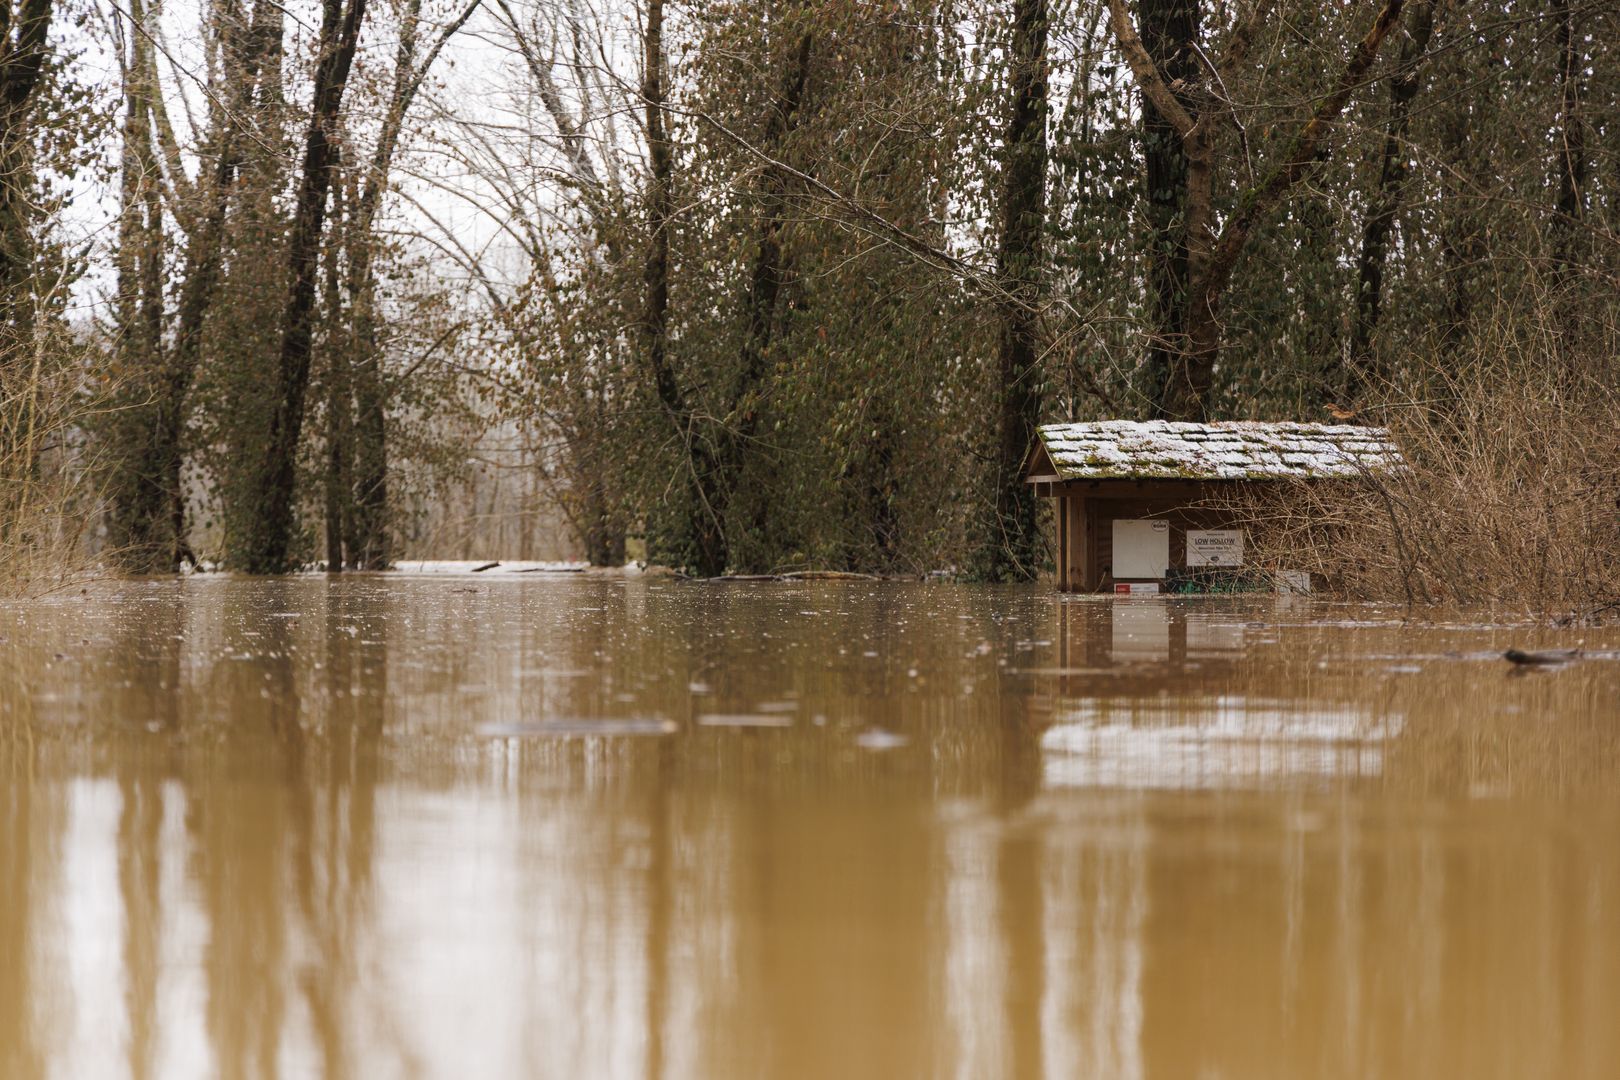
3,577,1620,1079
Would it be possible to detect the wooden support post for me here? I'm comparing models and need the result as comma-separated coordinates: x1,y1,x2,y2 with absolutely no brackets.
1056,495,1070,590
1067,496,1091,592
1044,490,1094,592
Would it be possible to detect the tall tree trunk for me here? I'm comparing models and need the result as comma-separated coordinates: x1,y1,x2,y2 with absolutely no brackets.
709,31,813,576
637,9,813,577
580,484,626,566
239,0,369,572
980,0,1048,581
115,0,164,372
110,0,278,570
323,161,351,571
0,0,54,377
343,4,426,573
1111,0,1407,420
1137,0,1198,418
108,0,171,571
1347,0,1437,401
340,0,478,569
636,0,705,570
1550,0,1587,280
637,0,674,414
346,304,388,567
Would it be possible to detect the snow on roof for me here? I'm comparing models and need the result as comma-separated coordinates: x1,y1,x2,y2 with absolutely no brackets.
1034,420,1402,482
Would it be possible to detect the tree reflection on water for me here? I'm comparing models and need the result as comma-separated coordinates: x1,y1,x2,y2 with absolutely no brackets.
2,578,1618,1078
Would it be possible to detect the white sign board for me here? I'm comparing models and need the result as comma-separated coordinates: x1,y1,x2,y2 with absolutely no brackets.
1187,529,1244,567
1275,569,1311,594
1112,519,1169,579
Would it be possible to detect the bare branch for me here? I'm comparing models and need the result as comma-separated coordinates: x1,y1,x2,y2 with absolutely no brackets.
1203,0,1408,303
1105,0,1196,137
671,104,1008,304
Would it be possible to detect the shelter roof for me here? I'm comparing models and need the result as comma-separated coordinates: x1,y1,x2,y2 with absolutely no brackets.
1031,420,1402,482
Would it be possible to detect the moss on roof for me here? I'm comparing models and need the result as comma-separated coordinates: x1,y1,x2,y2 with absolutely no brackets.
1035,420,1403,482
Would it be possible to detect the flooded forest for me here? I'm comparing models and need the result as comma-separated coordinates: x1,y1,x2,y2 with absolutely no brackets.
0,0,1613,589
2,0,1620,1077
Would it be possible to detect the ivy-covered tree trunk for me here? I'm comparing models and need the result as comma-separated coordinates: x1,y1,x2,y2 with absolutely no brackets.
580,482,626,567
344,213,389,569
107,0,170,572
347,308,389,568
707,31,813,576
0,0,54,377
1347,0,1437,402
238,0,368,572
1112,0,1407,421
637,6,814,578
1550,0,1587,280
108,0,279,571
636,0,692,566
1137,0,1198,419
978,0,1048,582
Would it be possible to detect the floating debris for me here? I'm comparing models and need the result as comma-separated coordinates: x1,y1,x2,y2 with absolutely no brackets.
781,570,879,581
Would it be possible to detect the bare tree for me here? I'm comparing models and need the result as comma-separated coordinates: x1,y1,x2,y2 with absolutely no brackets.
240,0,369,572
327,0,482,570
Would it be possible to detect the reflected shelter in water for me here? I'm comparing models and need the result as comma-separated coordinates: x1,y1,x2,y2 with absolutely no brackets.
3,578,1619,1078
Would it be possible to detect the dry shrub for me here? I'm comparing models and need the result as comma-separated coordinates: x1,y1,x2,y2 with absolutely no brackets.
1,320,103,595
1236,338,1620,619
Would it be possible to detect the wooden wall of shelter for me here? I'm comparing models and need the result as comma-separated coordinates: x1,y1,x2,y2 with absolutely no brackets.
1036,479,1251,592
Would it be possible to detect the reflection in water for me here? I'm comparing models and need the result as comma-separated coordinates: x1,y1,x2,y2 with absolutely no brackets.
1111,602,1171,662
2,580,1619,1078
1041,697,1399,790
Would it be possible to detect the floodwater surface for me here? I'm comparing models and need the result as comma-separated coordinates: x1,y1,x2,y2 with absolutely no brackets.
3,576,1619,1079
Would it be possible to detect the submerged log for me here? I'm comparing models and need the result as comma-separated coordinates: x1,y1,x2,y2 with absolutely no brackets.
780,570,880,581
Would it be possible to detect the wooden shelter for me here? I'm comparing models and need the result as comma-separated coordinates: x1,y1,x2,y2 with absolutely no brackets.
1024,420,1402,593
